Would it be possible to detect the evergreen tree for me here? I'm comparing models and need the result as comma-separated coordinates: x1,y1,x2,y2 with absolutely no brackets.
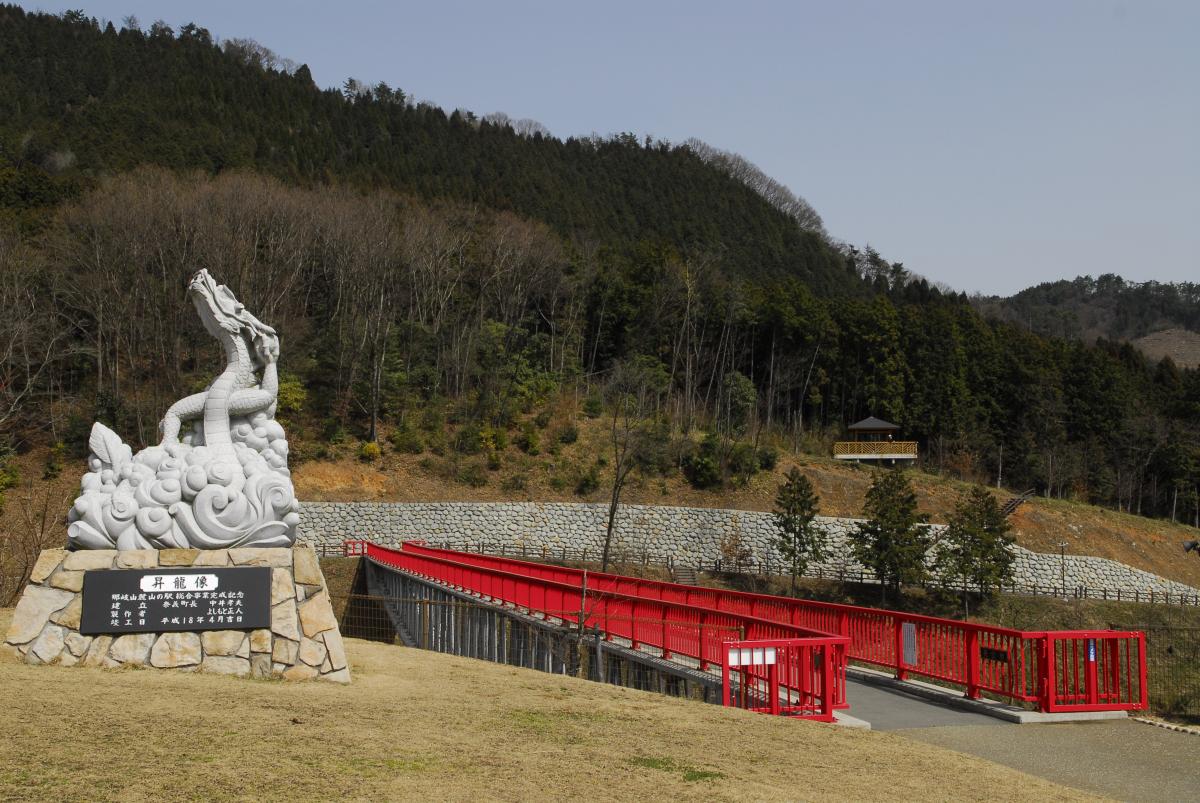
936,487,1014,614
849,469,929,604
772,467,822,593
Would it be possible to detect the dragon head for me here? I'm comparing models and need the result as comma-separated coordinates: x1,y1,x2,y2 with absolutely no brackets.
189,270,280,366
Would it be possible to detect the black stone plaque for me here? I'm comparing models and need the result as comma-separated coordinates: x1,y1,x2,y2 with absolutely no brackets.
980,646,1009,663
79,566,271,635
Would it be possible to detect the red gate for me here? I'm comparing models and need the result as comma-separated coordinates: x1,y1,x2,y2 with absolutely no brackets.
1042,630,1147,712
721,637,848,721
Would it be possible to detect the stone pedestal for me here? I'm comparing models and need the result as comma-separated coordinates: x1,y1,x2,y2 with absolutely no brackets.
2,546,349,683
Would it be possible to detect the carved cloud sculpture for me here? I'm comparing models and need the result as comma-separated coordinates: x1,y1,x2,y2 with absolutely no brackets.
68,270,301,549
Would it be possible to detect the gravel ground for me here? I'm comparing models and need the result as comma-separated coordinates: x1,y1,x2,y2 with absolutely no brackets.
898,720,1196,802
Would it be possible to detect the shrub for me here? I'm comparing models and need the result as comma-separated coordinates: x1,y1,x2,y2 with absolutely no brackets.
486,450,502,471
62,415,92,458
575,463,601,496
322,417,345,444
557,424,579,445
425,430,448,456
358,441,382,462
534,409,552,429
457,462,488,488
682,452,721,489
487,426,509,451
454,421,484,454
728,441,759,479
275,371,307,415
583,395,604,418
42,441,66,480
419,401,446,433
501,473,528,493
516,424,540,455
757,445,779,471
294,443,329,462
388,422,424,454
633,423,673,476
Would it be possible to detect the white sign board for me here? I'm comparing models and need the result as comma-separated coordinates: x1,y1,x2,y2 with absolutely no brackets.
138,574,220,593
727,647,777,667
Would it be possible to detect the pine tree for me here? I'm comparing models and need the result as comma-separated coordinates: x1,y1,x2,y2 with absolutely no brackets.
772,467,822,593
849,469,929,604
937,487,1015,614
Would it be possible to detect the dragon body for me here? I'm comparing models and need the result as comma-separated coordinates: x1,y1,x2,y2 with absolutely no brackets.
67,270,300,550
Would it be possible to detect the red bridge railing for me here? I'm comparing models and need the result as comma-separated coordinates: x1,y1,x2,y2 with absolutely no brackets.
361,541,848,718
382,541,1146,714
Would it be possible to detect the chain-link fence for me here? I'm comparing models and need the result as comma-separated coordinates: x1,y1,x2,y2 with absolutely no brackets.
1112,624,1200,722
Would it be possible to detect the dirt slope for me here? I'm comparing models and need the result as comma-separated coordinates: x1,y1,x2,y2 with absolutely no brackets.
6,424,1199,596
1132,328,1200,369
292,441,1200,590
0,609,1096,802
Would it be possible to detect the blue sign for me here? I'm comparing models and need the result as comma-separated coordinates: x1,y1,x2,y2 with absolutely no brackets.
1087,639,1096,662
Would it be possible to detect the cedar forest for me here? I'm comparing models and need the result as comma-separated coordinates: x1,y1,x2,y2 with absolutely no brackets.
1,7,1199,529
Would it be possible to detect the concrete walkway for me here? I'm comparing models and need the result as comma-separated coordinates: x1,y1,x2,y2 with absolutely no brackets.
899,720,1198,802
845,679,1197,801
844,678,1009,730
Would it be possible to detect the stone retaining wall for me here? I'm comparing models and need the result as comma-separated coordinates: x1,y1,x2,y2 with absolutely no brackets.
299,500,1200,599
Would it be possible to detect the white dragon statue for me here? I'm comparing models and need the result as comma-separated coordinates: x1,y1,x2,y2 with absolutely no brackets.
67,269,301,550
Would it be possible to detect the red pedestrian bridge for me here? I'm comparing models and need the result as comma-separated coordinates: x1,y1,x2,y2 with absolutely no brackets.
354,540,1147,722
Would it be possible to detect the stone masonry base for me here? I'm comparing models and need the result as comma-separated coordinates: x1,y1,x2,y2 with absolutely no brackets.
2,545,350,683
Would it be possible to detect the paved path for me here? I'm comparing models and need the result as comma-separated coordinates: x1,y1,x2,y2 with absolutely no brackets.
844,678,1008,731
899,720,1197,802
846,680,1196,800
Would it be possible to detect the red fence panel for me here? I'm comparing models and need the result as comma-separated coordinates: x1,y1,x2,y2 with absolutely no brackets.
721,637,848,721
1043,631,1147,712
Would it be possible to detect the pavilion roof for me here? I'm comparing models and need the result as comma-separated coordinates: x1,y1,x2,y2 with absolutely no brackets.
847,416,900,431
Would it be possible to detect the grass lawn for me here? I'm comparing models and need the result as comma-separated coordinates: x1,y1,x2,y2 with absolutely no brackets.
0,609,1098,802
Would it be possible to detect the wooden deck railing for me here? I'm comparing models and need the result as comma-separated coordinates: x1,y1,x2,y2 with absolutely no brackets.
832,441,918,458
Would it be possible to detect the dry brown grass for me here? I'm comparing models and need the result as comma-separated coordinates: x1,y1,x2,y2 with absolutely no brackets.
0,609,1099,803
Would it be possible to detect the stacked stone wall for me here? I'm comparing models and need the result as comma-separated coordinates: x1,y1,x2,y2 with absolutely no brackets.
299,501,1200,599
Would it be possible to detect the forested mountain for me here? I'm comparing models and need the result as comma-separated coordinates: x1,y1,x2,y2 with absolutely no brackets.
0,5,849,293
974,275,1200,343
1,7,1198,530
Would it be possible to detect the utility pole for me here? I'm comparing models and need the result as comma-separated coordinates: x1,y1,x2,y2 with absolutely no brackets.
997,444,1003,490
1058,541,1068,599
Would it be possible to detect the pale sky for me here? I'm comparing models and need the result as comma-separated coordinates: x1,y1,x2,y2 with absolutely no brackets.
37,1,1200,295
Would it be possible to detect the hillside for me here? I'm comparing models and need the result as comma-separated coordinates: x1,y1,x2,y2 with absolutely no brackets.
1132,328,1200,370
974,274,1200,344
0,5,850,293
6,408,1197,596
0,608,1097,802
287,428,1200,591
